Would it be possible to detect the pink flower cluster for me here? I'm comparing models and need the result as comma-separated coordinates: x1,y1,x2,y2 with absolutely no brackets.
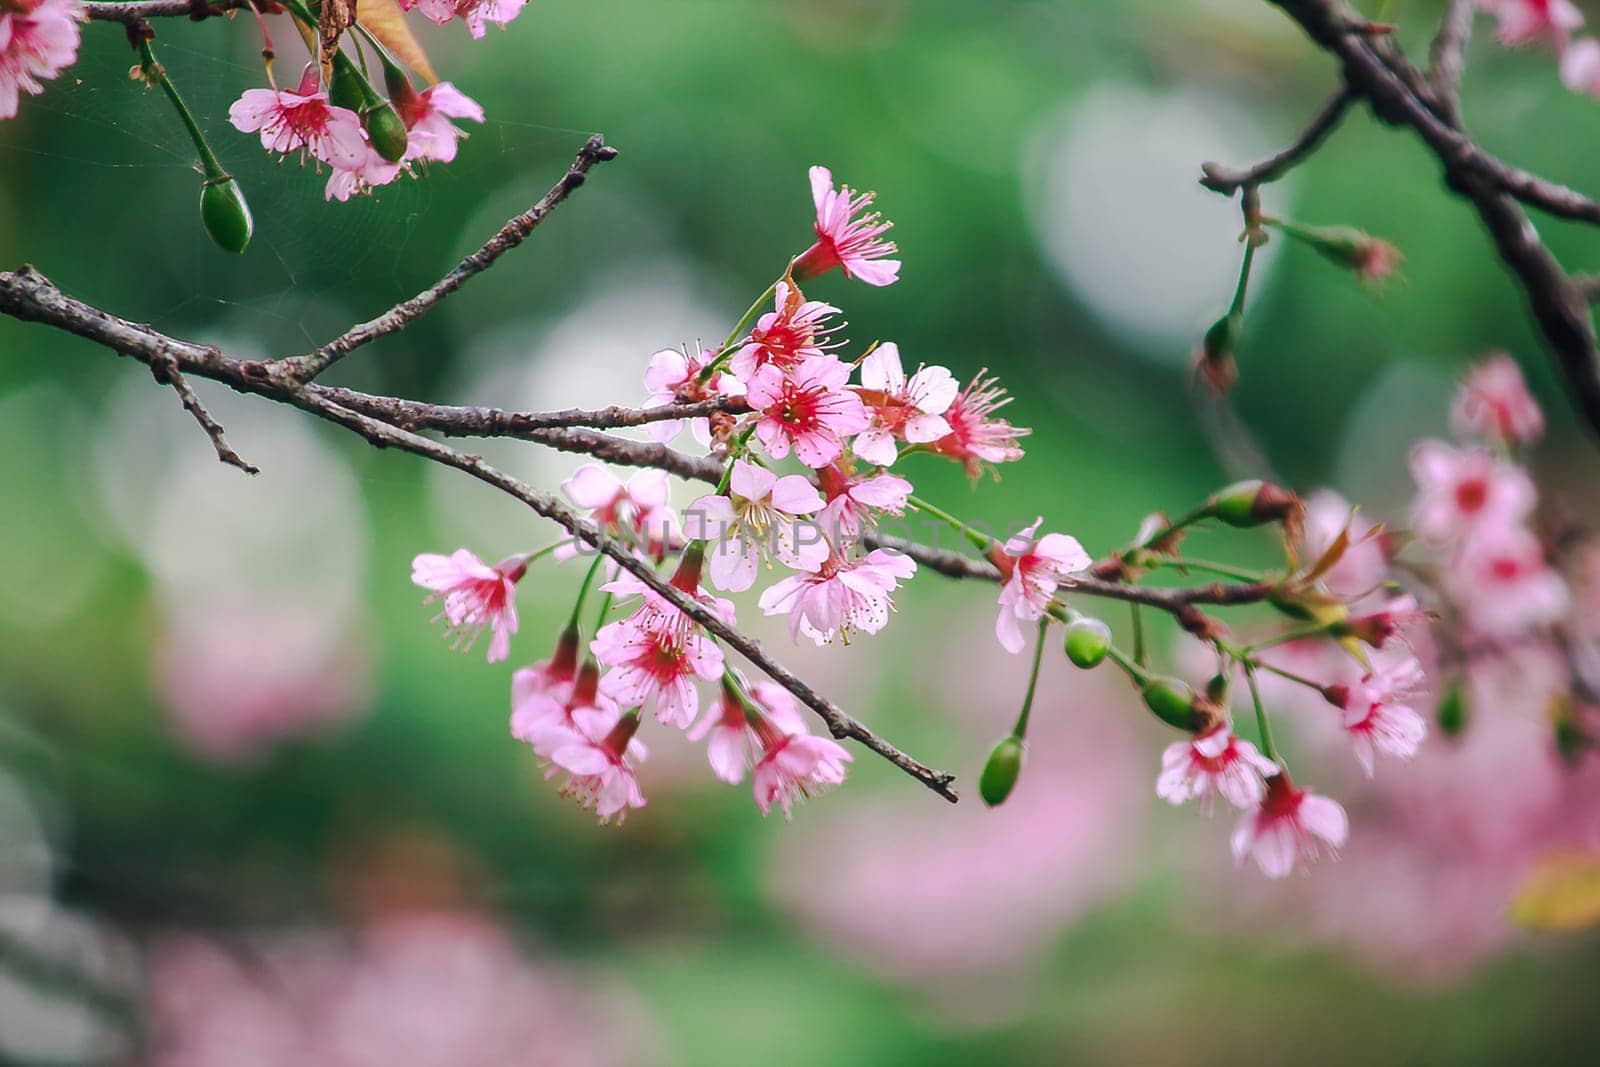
410,167,1038,822
1477,0,1600,100
0,0,81,120
229,65,485,203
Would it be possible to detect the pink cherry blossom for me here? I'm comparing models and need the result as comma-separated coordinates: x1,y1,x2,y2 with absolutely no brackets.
816,464,913,542
746,355,871,468
641,344,743,445
0,0,81,120
401,0,529,38
851,342,957,466
686,459,828,592
591,564,732,728
929,370,1028,477
752,726,852,819
1448,524,1571,635
1328,653,1428,775
228,67,368,170
542,706,648,823
561,464,676,557
1156,724,1278,812
731,281,843,379
689,677,805,784
791,165,901,286
758,549,916,645
1340,593,1428,649
1450,352,1545,444
1231,774,1349,878
324,146,403,203
1408,439,1536,544
410,548,526,662
508,625,584,742
994,518,1092,654
1561,35,1600,94
1482,0,1582,49
397,81,484,165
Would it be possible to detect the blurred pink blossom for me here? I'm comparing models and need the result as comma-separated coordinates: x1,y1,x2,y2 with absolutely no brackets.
1450,353,1545,445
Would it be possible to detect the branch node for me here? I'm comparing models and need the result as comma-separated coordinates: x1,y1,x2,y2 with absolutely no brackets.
149,357,259,475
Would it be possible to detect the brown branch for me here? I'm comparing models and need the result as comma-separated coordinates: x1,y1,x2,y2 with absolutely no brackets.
1254,0,1600,441
282,135,619,383
148,357,259,474
1199,89,1353,195
81,0,254,21
312,387,745,435
1427,0,1474,125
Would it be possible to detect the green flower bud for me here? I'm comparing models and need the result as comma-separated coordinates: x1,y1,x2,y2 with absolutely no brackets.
1211,479,1302,529
364,101,409,163
1063,618,1110,669
1141,677,1197,731
979,736,1026,808
329,57,366,113
1195,309,1242,394
1205,672,1229,704
1436,681,1466,738
200,176,252,254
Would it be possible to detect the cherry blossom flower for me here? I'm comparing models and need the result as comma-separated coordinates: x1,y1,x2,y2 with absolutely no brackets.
1450,352,1545,445
746,355,871,468
1325,653,1428,775
0,0,81,121
1156,724,1278,812
851,342,957,466
731,281,843,379
509,625,590,743
401,0,529,38
542,706,648,823
685,459,828,592
228,67,368,170
591,560,732,728
1340,593,1428,649
689,677,805,784
561,465,676,557
758,549,917,645
751,707,853,818
1561,35,1600,94
396,81,484,165
1482,0,1582,49
641,344,743,446
324,147,402,203
1448,525,1572,635
1408,440,1536,544
1231,773,1349,878
929,370,1028,477
994,518,1092,654
816,464,913,543
791,165,901,286
410,548,526,662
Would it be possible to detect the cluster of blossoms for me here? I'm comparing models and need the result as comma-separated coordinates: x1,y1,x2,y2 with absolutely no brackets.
413,166,1032,823
0,0,81,120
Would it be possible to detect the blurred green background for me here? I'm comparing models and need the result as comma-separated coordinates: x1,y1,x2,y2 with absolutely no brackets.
3,0,1600,1063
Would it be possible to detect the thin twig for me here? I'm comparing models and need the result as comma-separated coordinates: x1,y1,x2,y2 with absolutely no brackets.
149,357,259,474
1200,89,1354,194
283,135,619,382
82,0,255,22
1427,0,1474,125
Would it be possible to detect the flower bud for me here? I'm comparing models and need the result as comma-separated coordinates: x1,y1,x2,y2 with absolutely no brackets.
979,735,1026,807
1063,618,1110,669
329,56,366,113
1211,480,1302,529
1436,681,1466,737
199,176,252,254
1205,672,1229,704
1194,310,1241,395
364,101,409,163
1285,221,1402,285
1142,677,1198,731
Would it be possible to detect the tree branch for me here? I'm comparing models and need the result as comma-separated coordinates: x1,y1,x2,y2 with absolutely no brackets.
81,0,254,22
282,135,618,383
148,357,259,475
1257,0,1600,441
1427,0,1474,125
1199,89,1353,194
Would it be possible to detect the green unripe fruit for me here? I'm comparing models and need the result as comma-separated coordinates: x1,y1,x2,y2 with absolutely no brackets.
979,736,1026,808
1436,681,1466,738
1212,480,1266,528
1063,618,1110,669
1141,677,1197,731
364,102,409,163
200,177,252,254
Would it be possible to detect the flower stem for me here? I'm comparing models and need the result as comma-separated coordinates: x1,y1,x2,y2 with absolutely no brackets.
590,590,614,635
1243,663,1280,762
138,41,228,182
1130,602,1146,668
1011,618,1050,739
1159,556,1266,582
698,279,779,382
907,495,992,552
567,551,606,631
